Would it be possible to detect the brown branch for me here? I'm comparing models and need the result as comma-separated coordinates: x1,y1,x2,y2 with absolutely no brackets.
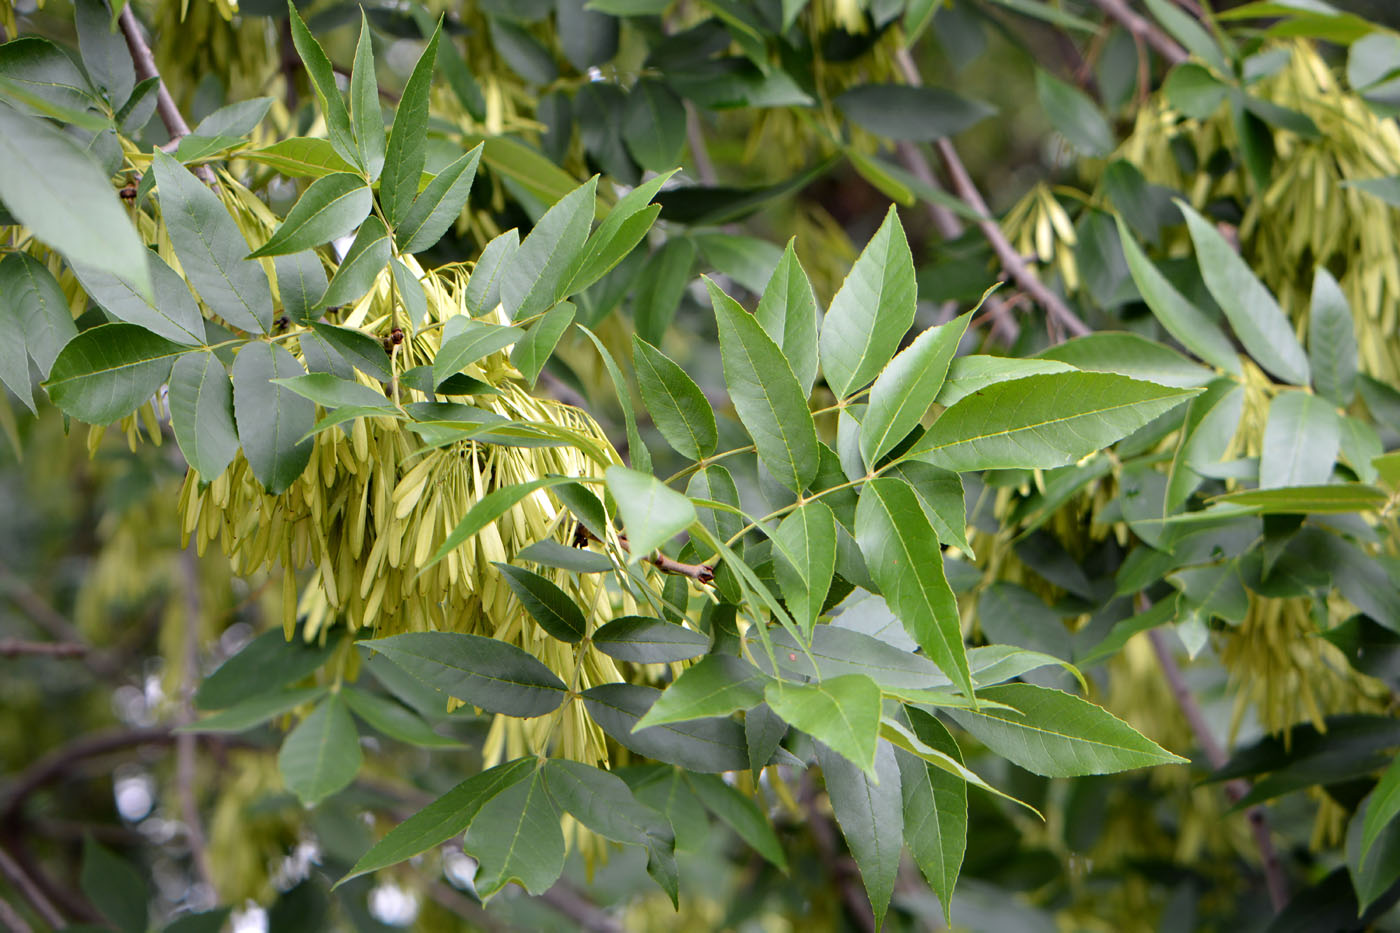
539,880,622,933
0,640,86,659
430,883,515,932
117,5,218,183
892,47,1090,341
0,558,83,644
1144,620,1289,911
0,893,33,933
0,845,64,930
1090,0,1188,66
1,727,174,822
577,526,716,583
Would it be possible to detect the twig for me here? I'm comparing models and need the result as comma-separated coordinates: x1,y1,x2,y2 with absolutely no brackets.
1144,621,1289,911
0,559,83,644
0,640,86,659
800,773,876,933
0,846,63,930
0,893,33,933
177,547,215,893
429,883,514,932
538,881,622,933
1,727,174,821
892,47,1090,341
117,6,218,184
575,526,715,583
1090,0,1188,66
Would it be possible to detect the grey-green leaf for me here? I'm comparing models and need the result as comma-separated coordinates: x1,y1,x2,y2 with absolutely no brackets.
0,252,77,378
44,323,183,424
231,342,314,494
362,632,568,718
397,143,484,253
0,103,150,297
1259,390,1341,489
898,709,966,925
1179,200,1309,385
501,176,598,321
861,311,971,470
465,229,519,316
511,302,575,387
837,84,993,142
1308,266,1358,407
316,215,391,309
153,149,272,333
632,336,717,460
818,740,903,930
820,205,916,398
592,616,711,663
948,682,1186,777
1036,68,1114,156
170,351,239,479
709,278,819,492
287,0,357,168
70,252,206,346
249,173,372,258
434,320,525,387
274,251,329,326
495,563,587,643
582,682,750,772
622,78,686,172
463,765,565,898
349,12,385,181
772,499,837,638
277,694,363,806
380,23,441,223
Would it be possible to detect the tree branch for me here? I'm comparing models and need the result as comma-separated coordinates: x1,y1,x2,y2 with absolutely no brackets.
0,639,86,659
1144,618,1289,911
539,881,623,933
0,845,64,930
1,727,175,822
117,6,218,183
892,47,1090,341
575,526,716,584
0,558,84,645
1090,0,1188,66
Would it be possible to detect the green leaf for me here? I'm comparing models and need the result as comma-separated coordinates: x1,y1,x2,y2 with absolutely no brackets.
606,465,695,559
1308,267,1358,407
317,215,391,309
1035,331,1214,388
898,709,966,925
686,772,787,870
516,538,611,573
582,682,751,772
169,351,239,479
912,371,1198,470
567,170,673,295
73,0,134,103
192,97,274,138
465,229,520,316
1179,201,1309,385
397,144,484,253
241,137,358,178
511,302,575,387
501,176,598,321
195,628,338,710
248,174,372,258
543,759,668,848
434,321,526,387
425,476,576,570
558,0,620,69
1259,391,1340,489
0,36,96,118
855,477,974,700
379,22,440,222
709,277,820,492
935,355,1076,407
309,322,392,382
1140,0,1229,72
634,654,768,729
817,740,902,930
1350,796,1400,912
1114,216,1241,376
80,837,147,933
0,104,149,297
861,312,971,469
391,257,428,328
767,674,882,775
820,205,917,399
632,336,717,460
153,150,272,333
270,373,392,411
772,499,837,638
0,252,77,377
44,323,182,424
1210,484,1388,515
363,632,568,717
633,237,695,346
837,84,993,142
232,342,314,494
274,252,330,327
286,0,357,168
341,687,461,748
277,694,363,806
70,253,207,346
1165,62,1230,119
949,683,1186,777
1362,754,1400,870
592,616,711,663
181,686,328,734
623,77,686,172
754,239,820,396
882,460,971,554
339,758,536,884
463,765,565,898
1035,69,1114,156
349,12,385,181
495,563,587,643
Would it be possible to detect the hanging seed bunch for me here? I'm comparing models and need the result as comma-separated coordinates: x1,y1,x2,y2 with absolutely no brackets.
1001,182,1082,296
